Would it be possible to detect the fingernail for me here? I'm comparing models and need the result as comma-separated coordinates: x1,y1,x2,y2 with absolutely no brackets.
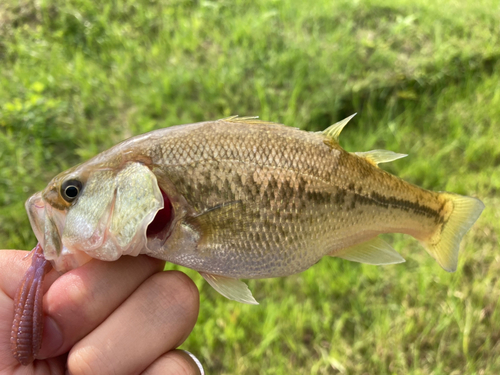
37,316,64,359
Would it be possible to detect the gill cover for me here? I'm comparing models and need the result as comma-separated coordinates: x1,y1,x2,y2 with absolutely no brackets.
61,162,164,263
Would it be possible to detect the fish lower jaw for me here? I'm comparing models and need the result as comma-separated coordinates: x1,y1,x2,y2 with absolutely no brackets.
49,246,94,273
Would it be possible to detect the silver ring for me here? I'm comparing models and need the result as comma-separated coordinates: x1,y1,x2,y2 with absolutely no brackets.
181,350,205,375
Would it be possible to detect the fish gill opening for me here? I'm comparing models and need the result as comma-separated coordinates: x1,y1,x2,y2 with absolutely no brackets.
146,188,174,243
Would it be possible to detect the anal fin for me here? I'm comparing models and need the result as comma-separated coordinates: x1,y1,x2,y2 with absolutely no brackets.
330,237,405,265
200,272,259,305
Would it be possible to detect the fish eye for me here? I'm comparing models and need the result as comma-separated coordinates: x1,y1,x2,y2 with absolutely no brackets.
61,179,83,202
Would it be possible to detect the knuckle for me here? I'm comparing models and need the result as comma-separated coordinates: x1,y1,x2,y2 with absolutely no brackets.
170,355,198,375
148,271,199,321
168,271,200,306
46,274,93,321
65,279,92,308
143,351,198,375
67,346,108,375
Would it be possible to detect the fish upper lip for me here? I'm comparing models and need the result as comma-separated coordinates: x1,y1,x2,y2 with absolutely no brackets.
26,192,46,247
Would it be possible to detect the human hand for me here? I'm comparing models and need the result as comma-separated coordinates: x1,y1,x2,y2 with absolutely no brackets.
0,250,201,374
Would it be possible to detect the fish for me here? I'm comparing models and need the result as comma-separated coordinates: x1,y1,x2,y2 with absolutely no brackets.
26,114,486,301
13,115,484,364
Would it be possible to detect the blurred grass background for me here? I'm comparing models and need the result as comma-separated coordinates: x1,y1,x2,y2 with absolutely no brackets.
1,0,499,373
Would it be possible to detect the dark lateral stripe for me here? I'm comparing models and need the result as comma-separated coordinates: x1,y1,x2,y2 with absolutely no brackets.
332,187,441,221
368,191,441,219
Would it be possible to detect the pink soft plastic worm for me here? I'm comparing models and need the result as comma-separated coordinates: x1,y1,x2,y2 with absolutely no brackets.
11,243,52,366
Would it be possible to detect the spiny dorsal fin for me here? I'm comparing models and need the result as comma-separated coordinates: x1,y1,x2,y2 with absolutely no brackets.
220,115,280,126
323,113,357,141
200,272,259,304
329,237,405,265
354,149,407,166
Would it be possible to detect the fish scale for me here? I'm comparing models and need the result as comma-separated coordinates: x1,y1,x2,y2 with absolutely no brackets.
25,116,484,304
11,116,484,365
16,115,484,365
134,121,425,277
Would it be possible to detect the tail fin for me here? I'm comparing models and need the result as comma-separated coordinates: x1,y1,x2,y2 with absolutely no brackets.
423,193,484,272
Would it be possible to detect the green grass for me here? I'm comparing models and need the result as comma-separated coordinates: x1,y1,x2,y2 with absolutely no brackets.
1,0,499,373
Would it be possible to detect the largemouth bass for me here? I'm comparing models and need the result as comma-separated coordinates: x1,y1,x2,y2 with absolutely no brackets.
12,115,484,365
26,115,484,303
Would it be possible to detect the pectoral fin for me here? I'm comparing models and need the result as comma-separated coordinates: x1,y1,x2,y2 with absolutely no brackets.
187,200,248,246
330,237,405,265
200,272,259,305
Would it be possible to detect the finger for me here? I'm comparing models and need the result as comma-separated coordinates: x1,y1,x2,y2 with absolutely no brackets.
67,271,199,375
142,350,204,375
38,255,165,359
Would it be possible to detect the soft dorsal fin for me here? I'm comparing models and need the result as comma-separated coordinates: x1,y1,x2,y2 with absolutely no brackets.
323,113,357,141
354,149,407,166
329,237,405,265
220,115,279,126
200,272,259,305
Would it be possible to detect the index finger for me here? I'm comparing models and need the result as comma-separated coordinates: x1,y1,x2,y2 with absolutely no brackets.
38,255,165,359
67,271,200,375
